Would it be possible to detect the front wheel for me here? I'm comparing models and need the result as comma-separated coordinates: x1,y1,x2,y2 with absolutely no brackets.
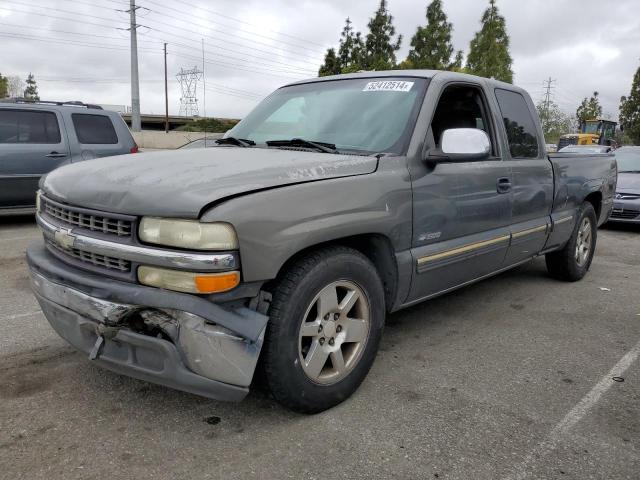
545,202,597,281
261,246,385,413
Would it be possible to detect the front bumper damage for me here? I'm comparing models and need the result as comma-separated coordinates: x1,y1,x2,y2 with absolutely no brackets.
27,241,268,401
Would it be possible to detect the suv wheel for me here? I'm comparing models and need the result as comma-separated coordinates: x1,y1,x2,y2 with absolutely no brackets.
261,246,385,413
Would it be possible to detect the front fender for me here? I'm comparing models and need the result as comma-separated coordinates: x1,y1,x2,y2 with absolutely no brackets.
201,157,413,282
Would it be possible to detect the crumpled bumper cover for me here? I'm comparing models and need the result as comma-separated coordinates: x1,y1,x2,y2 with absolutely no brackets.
27,240,269,402
35,293,249,401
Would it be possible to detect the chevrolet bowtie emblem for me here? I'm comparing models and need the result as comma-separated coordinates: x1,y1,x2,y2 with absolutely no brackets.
54,227,76,250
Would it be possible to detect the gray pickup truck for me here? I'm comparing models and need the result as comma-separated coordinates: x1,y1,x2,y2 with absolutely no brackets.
27,71,616,413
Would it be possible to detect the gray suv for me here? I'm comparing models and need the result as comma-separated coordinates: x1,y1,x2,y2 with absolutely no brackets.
0,99,137,215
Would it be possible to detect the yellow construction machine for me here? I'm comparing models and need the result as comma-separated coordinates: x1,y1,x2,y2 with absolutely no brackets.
557,119,617,150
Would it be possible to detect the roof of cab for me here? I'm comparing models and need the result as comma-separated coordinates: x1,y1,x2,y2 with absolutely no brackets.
284,69,521,91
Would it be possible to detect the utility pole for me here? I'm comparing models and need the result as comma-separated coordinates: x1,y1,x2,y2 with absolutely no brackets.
129,0,141,132
164,43,168,133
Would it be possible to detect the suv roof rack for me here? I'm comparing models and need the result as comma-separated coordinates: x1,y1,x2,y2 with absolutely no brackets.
0,98,103,109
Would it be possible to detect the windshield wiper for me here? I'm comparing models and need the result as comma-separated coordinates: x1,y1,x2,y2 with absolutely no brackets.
265,138,338,154
215,137,255,147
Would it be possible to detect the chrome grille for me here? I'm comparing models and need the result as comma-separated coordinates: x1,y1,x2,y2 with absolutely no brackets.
610,209,640,220
42,197,132,237
47,240,131,272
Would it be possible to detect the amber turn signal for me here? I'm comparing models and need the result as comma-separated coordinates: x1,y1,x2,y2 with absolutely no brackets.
138,266,240,294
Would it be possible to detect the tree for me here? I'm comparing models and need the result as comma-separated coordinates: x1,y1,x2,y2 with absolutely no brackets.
344,32,366,73
576,91,602,125
24,73,39,101
0,73,7,98
363,0,402,70
450,50,464,71
619,63,640,145
466,0,513,83
536,99,572,144
7,76,24,98
318,48,341,77
337,18,366,73
404,0,462,70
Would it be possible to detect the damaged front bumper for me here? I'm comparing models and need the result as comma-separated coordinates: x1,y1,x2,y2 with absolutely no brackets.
27,241,269,402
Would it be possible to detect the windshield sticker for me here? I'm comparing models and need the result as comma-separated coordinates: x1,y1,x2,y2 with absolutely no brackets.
362,81,414,92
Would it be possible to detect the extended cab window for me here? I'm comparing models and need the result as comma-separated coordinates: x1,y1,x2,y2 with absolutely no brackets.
228,77,428,155
0,109,61,144
430,84,495,155
495,89,539,158
72,114,118,144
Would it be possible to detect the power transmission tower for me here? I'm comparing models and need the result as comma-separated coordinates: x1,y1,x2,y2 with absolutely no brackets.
543,77,556,117
176,66,203,117
542,77,556,132
128,0,141,131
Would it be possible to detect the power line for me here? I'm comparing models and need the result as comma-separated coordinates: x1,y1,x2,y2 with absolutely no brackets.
31,74,266,100
1,5,123,30
141,0,326,56
138,9,323,64
13,0,323,65
0,31,156,52
1,29,305,81
3,0,123,26
169,50,302,80
142,33,315,75
172,0,326,49
3,5,318,75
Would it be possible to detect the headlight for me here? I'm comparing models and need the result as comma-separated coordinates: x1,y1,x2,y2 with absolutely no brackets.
138,266,240,294
139,217,238,250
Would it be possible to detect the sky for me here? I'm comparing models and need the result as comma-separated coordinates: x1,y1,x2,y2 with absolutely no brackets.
1,0,639,121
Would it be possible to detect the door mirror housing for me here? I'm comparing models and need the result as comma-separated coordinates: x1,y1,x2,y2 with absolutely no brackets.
428,128,491,162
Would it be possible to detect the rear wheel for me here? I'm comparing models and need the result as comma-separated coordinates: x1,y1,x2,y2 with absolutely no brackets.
545,202,597,281
262,246,385,413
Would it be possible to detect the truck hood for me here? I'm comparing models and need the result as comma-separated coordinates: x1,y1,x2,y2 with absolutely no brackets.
42,147,378,217
616,172,640,193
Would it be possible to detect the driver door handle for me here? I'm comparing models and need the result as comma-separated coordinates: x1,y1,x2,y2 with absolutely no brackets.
46,151,67,158
497,177,512,194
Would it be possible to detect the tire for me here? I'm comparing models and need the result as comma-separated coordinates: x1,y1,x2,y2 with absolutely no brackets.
261,246,385,413
545,202,597,281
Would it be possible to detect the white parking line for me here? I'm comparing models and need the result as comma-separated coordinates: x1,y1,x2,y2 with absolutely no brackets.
504,337,640,480
2,311,42,321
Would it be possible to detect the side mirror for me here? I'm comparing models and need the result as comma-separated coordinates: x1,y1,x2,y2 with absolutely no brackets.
429,128,491,162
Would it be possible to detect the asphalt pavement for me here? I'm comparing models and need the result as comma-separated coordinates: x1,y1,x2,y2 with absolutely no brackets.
1,216,639,480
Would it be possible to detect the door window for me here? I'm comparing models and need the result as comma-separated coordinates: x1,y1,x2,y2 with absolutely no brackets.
72,114,118,144
0,109,61,144
430,84,495,156
495,89,539,158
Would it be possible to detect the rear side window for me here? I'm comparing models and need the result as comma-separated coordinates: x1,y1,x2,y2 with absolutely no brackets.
495,89,539,158
0,109,61,144
72,113,118,144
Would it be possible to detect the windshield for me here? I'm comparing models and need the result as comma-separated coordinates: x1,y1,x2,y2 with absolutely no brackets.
616,148,640,171
583,121,600,134
227,77,428,155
